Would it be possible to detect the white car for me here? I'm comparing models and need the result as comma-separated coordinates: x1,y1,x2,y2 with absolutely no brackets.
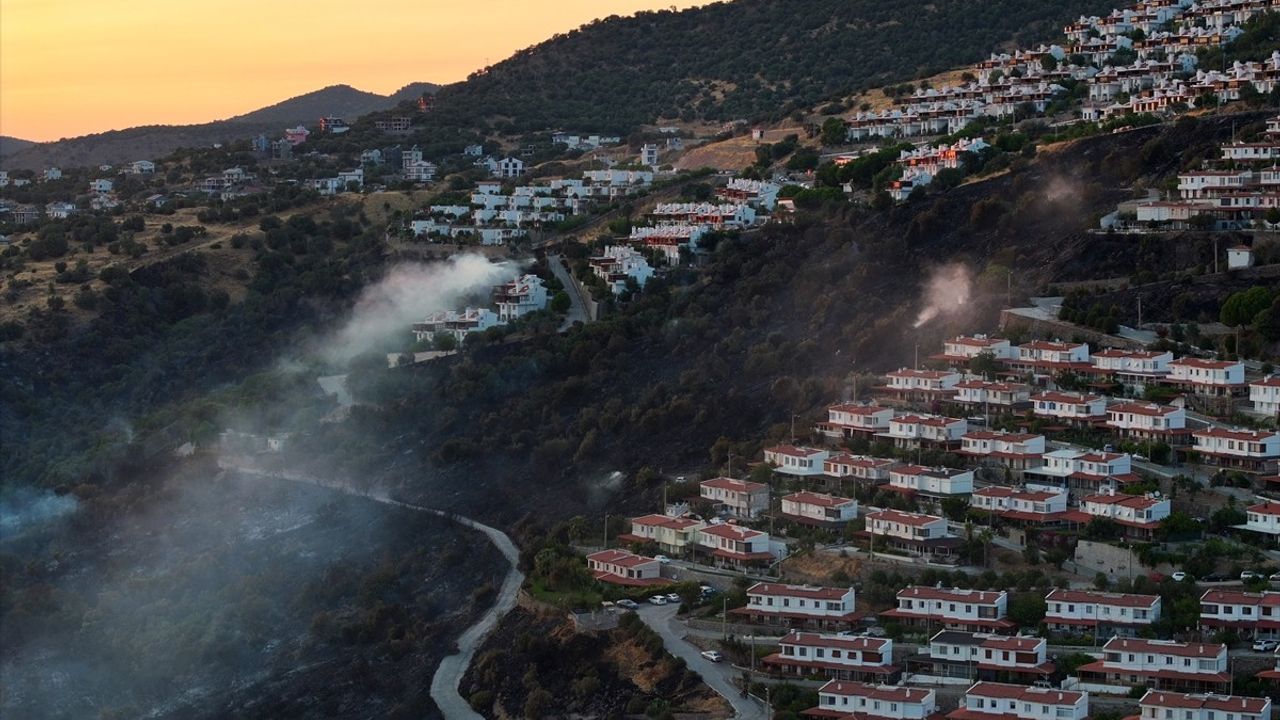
1254,639,1279,652
615,599,639,610
700,650,724,662
654,554,672,564
1171,572,1187,582
1243,571,1262,581
648,595,668,605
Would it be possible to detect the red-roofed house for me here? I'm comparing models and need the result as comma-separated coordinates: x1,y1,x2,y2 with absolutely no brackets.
880,414,968,450
1045,588,1161,637
805,681,939,720
970,487,1068,524
885,368,962,403
922,631,1052,682
586,549,666,586
1106,402,1190,444
1075,489,1170,538
1023,449,1142,498
700,477,770,518
782,491,859,526
1192,428,1280,474
952,381,1031,409
1075,637,1229,692
1244,502,1280,538
1259,652,1280,682
1168,358,1246,397
1008,340,1091,375
819,404,896,439
698,523,775,568
763,631,898,681
933,335,1015,367
1199,589,1280,638
865,510,959,558
881,586,1014,633
960,432,1046,475
948,682,1088,720
824,453,898,483
1135,690,1270,720
617,514,706,555
1252,376,1280,417
734,582,859,629
888,466,974,500
1091,349,1173,389
1031,391,1107,425
764,445,831,477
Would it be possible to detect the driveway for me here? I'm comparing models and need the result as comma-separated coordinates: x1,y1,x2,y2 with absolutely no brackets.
636,604,768,720
547,254,589,330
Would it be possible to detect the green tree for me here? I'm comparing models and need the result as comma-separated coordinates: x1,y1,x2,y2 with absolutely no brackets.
1220,286,1272,327
551,290,571,313
820,117,847,146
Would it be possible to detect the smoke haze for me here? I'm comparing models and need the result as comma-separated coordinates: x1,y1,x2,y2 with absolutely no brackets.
912,263,974,328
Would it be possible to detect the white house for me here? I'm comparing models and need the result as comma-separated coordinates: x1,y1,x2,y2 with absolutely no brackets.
1075,488,1170,536
763,631,897,681
887,465,974,499
1251,376,1280,417
1228,246,1255,270
885,369,961,401
934,335,1015,365
882,586,1013,633
824,453,898,482
1168,358,1246,396
734,583,859,629
1136,690,1270,720
880,414,967,449
1024,449,1141,497
970,487,1067,523
818,403,895,439
89,179,114,194
764,445,830,477
495,157,524,178
492,274,548,321
411,308,503,345
781,491,858,526
1199,589,1280,637
808,681,937,720
952,381,1031,408
1031,391,1107,423
698,523,775,567
585,549,665,587
950,682,1088,720
43,167,62,181
925,633,1051,680
1091,349,1173,387
617,514,705,555
1242,502,1280,538
1044,588,1161,636
1192,428,1280,474
700,477,770,519
959,431,1046,473
1075,638,1228,691
1009,340,1091,374
1106,402,1188,443
588,245,654,295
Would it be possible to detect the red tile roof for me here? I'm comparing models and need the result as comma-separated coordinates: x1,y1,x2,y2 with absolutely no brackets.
784,491,856,508
782,631,890,652
1193,427,1279,442
701,476,767,492
767,445,827,458
818,680,933,702
631,513,703,530
1140,690,1269,714
898,586,1005,604
1102,637,1224,658
749,582,851,601
1046,588,1160,608
867,510,944,527
701,523,766,541
1171,358,1241,370
965,681,1083,704
587,549,656,568
1108,402,1180,417
829,403,892,415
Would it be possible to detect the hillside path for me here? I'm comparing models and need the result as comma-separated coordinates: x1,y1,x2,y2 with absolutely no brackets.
548,254,589,329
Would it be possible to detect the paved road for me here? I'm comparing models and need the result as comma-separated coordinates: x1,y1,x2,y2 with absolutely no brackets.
548,254,588,330
217,460,523,720
636,604,768,720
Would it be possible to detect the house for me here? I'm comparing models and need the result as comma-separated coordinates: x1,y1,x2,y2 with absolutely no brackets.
374,117,412,133
732,582,859,629
585,549,665,586
781,491,858,526
932,335,1015,366
884,369,961,402
1031,391,1107,425
1075,638,1229,692
1072,488,1170,538
920,632,1052,682
1199,589,1280,638
880,414,968,450
318,116,349,134
1251,377,1280,418
881,587,1014,633
404,160,437,183
805,681,937,720
629,224,708,264
970,487,1067,524
717,178,781,210
1228,245,1255,269
284,126,310,145
410,308,502,345
640,143,659,167
1106,402,1189,444
9,205,41,224
1024,449,1141,498
948,682,1088,720
495,157,524,178
1044,589,1161,637
491,274,548,321
1090,349,1173,388
1192,428,1280,474
697,523,775,567
959,432,1046,474
1167,358,1246,397
824,453,898,483
42,167,62,181
887,465,974,500
1008,340,1091,375
1242,502,1280,539
762,631,898,681
616,514,705,555
817,403,895,439
45,201,76,219
1134,690,1270,720
700,477,770,519
952,381,1031,409
128,160,155,175
764,445,830,477
864,510,960,558
588,245,653,295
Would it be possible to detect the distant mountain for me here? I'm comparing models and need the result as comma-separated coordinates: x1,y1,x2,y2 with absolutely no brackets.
431,0,1119,133
2,83,438,170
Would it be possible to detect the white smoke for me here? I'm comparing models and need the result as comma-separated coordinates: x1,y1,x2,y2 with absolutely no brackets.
912,263,973,328
322,254,522,365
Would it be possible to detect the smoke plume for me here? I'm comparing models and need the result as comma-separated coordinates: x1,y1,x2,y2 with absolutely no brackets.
322,254,521,365
912,263,973,328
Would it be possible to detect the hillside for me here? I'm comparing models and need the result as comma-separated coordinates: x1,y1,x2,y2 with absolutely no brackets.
1,83,437,170
0,136,36,159
429,0,1118,133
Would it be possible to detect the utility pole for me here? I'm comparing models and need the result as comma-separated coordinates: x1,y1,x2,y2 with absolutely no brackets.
1137,296,1142,329
728,450,734,478
603,513,609,549
914,343,920,370
722,596,728,640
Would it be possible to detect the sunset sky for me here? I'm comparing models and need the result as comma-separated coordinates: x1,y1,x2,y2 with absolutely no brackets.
0,0,707,143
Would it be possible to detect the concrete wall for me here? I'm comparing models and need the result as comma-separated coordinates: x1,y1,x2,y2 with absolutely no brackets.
1071,539,1143,580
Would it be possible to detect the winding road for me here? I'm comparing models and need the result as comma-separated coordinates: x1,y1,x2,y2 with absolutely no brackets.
215,459,523,719
548,254,589,330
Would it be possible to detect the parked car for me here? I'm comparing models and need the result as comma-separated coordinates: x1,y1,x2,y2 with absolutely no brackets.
1242,571,1262,581
665,593,682,604
1171,572,1188,582
1254,639,1279,652
1269,573,1280,582
654,554,671,564
615,599,639,610
648,595,668,605
699,585,717,597
700,650,724,663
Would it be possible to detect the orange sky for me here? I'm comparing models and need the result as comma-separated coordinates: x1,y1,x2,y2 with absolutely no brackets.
0,0,708,143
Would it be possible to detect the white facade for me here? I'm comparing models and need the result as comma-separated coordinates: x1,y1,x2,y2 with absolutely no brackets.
889,587,1008,626
886,369,961,393
1193,428,1280,461
928,632,1048,670
940,335,1015,361
1106,402,1186,433
1169,358,1245,391
1138,691,1270,720
866,510,949,542
1045,589,1161,631
1032,392,1107,421
970,487,1067,519
813,682,937,720
959,682,1088,720
781,491,858,524
621,514,705,553
492,274,548,321
1244,502,1280,536
700,477,770,519
882,415,967,446
824,453,898,481
888,466,974,497
1079,489,1170,528
1251,377,1280,417
820,404,895,437
746,583,857,621
764,445,830,477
